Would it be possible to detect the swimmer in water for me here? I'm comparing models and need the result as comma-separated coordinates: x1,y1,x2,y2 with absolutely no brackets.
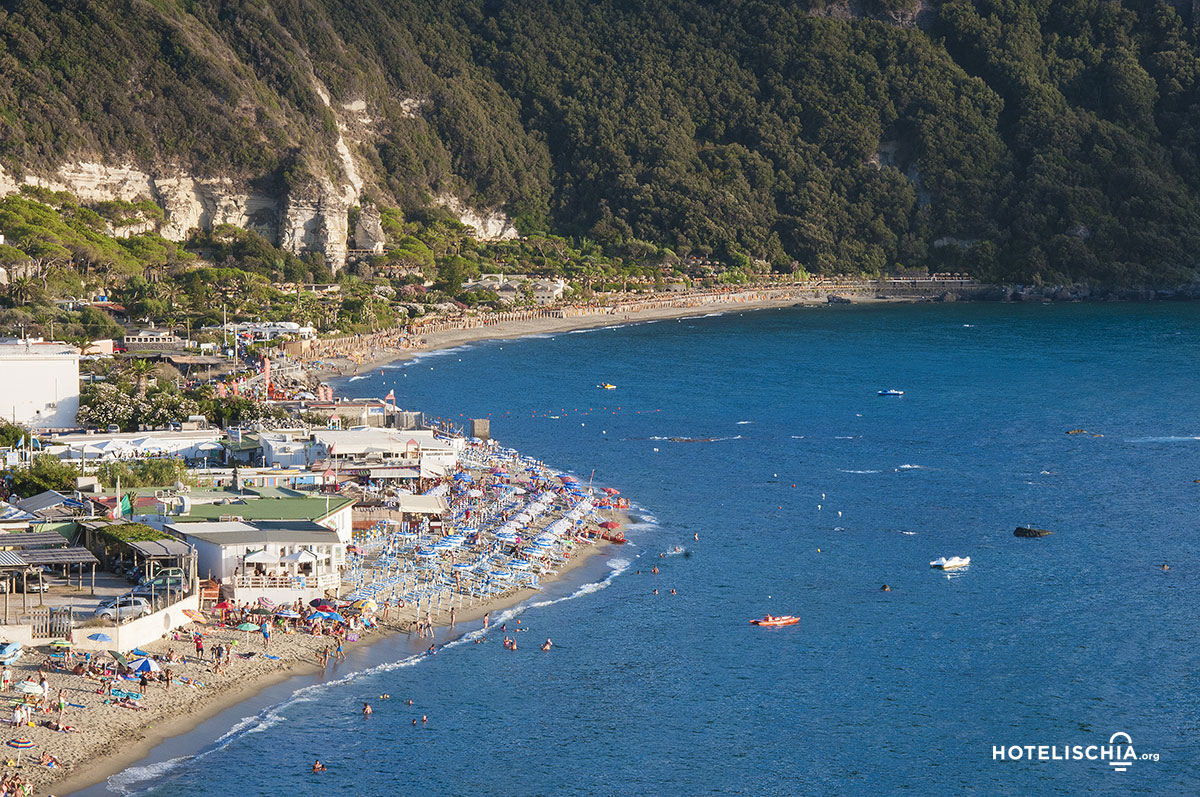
541,638,552,651
412,718,417,726
652,566,659,574
694,533,699,541
363,702,372,717
653,589,658,595
406,699,414,706
422,715,428,724
670,588,676,595
379,694,390,700
312,760,327,773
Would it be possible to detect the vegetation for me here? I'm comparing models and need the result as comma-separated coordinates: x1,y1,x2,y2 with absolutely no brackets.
0,0,1199,294
94,522,169,546
95,459,188,489
8,454,78,497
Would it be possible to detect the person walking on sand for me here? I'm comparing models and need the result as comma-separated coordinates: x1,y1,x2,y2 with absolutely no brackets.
261,620,271,651
449,607,455,629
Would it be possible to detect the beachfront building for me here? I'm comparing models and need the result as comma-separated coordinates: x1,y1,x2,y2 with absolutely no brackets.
166,519,344,602
165,492,356,544
532,278,566,304
223,320,316,343
46,428,226,463
261,428,459,474
123,329,183,351
0,340,80,429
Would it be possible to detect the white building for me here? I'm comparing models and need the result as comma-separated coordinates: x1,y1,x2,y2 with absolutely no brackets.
261,428,460,473
167,519,344,603
0,341,80,429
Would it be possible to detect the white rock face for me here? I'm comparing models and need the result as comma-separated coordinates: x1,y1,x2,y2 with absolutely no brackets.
0,160,355,269
354,203,386,254
434,193,519,241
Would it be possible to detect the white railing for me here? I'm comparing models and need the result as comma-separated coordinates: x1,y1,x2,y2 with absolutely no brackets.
234,572,340,591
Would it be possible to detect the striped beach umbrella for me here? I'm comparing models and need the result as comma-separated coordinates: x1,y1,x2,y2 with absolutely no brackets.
49,640,71,649
7,736,34,765
182,609,207,624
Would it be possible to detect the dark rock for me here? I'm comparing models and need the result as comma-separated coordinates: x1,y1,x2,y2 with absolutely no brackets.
1014,526,1053,538
937,291,957,302
827,294,851,304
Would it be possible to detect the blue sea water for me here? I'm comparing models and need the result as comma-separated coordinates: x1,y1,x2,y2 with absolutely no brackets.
86,303,1200,795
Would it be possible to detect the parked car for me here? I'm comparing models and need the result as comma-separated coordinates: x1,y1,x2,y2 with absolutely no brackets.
106,424,120,433
15,572,50,593
131,576,185,599
94,596,151,621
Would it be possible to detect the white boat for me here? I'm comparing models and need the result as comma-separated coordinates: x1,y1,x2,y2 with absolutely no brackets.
930,556,970,569
878,389,904,396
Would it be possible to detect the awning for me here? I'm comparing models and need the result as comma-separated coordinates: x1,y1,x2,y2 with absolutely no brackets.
394,495,450,515
280,550,318,563
244,549,278,564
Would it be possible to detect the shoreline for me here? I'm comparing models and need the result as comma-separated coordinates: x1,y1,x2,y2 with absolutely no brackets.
321,292,903,379
48,537,613,796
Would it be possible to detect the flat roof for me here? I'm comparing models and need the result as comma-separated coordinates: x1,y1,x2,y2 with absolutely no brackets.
174,496,355,523
0,531,71,549
128,539,192,558
19,548,99,566
180,528,341,546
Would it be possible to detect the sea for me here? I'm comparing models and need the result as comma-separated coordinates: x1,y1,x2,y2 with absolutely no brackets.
81,302,1200,795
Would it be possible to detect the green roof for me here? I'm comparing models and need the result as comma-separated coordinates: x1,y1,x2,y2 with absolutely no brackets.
174,495,354,523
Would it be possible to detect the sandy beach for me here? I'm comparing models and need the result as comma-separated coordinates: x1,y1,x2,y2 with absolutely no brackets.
320,288,901,379
38,534,610,796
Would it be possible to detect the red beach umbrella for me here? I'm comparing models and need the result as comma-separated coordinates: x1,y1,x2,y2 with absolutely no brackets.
599,521,620,530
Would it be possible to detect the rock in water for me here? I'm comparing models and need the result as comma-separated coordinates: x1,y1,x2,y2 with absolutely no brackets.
1014,526,1053,538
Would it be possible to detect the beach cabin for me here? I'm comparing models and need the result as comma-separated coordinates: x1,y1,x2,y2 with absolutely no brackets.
167,519,344,603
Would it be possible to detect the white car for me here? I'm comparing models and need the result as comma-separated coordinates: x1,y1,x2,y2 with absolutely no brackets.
93,596,151,621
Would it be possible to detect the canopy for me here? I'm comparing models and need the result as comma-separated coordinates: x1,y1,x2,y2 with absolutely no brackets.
129,658,160,674
280,550,318,564
244,549,278,564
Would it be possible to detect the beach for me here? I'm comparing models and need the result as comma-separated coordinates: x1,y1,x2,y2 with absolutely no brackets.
36,532,611,796
317,287,907,378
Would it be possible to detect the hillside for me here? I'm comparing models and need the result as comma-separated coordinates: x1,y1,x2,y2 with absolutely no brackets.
1,0,1199,286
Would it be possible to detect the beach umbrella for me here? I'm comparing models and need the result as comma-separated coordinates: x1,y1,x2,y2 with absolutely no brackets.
275,609,301,619
87,633,113,643
257,597,276,610
249,607,272,616
48,640,71,649
467,489,483,498
182,609,207,624
308,598,329,608
6,737,34,766
236,622,260,645
108,651,130,667
350,599,377,612
599,521,620,530
129,658,160,674
13,682,41,696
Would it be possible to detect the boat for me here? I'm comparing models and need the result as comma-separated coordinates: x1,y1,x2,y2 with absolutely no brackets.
750,615,800,627
929,556,970,569
878,389,904,396
597,383,617,390
0,642,21,665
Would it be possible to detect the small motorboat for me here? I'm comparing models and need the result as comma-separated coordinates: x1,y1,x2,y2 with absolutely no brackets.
878,389,904,396
597,383,617,390
750,615,800,627
930,556,971,569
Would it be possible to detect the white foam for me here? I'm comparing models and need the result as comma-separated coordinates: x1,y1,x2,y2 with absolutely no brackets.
1126,436,1200,443
895,464,925,470
736,420,753,425
834,435,861,440
347,375,369,382
838,469,881,474
106,755,194,794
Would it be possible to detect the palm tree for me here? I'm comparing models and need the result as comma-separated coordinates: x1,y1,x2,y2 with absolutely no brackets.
8,277,34,307
126,358,157,398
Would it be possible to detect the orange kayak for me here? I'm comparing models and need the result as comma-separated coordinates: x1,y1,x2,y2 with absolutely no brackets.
750,615,799,627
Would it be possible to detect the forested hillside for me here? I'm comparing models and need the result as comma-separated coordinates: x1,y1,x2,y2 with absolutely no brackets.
2,0,1200,287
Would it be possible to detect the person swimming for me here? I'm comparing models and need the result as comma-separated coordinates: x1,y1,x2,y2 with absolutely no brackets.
362,702,372,717
312,760,328,773
541,638,552,651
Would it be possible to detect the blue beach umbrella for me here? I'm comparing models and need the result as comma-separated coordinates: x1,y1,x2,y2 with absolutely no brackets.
87,633,113,643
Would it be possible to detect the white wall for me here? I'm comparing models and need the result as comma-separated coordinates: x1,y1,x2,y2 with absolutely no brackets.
72,592,200,654
0,346,80,429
